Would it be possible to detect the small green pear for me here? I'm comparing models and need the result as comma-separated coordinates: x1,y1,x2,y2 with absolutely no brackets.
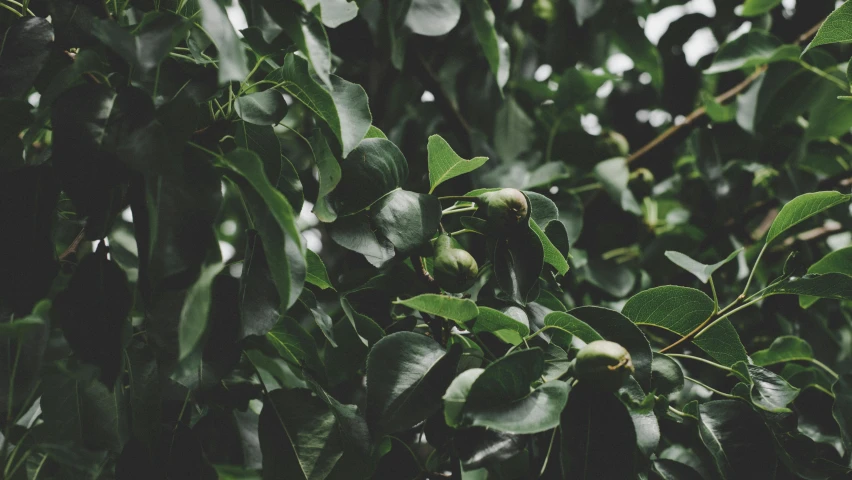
479,188,529,234
432,235,479,293
571,340,634,392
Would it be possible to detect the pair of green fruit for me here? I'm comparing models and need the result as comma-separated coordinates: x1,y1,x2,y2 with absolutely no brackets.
432,188,529,293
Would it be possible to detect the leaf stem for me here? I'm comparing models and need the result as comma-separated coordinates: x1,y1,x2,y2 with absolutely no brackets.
438,195,483,204
741,243,767,300
809,358,840,380
539,427,559,477
798,60,850,92
709,276,719,311
442,206,478,215
684,376,738,399
666,353,733,372
567,182,603,195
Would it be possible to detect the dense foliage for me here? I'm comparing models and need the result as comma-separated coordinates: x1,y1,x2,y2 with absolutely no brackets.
3,0,852,478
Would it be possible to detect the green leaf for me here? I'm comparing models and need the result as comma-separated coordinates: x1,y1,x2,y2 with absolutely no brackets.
315,0,359,28
803,1,852,54
732,362,799,413
297,288,337,347
594,158,642,215
235,122,303,212
741,0,782,16
624,286,747,367
262,0,333,87
330,139,408,216
91,12,191,78
556,68,614,107
705,31,799,74
310,130,342,222
561,386,636,477
652,353,684,396
258,389,343,480
697,400,779,479
306,250,333,290
463,0,510,91
569,306,653,390
800,246,852,307
751,336,814,367
493,96,534,162
53,245,132,387
765,273,852,300
325,305,384,386
653,460,705,480
366,332,461,437
492,221,544,306
530,220,570,276
239,230,281,339
543,311,604,344
465,381,569,434
41,374,130,453
0,299,47,338
0,17,54,98
465,349,544,407
328,213,395,267
833,374,852,450
221,149,306,310
702,91,737,123
427,135,489,193
402,0,462,36
471,307,530,345
371,190,441,254
394,294,479,324
235,91,289,126
198,0,248,85
178,262,224,361
765,191,851,245
664,248,742,283
266,316,327,383
444,368,484,427
267,54,371,157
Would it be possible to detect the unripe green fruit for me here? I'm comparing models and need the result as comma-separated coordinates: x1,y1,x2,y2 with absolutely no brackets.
572,340,634,392
479,188,529,234
433,235,479,293
598,130,630,158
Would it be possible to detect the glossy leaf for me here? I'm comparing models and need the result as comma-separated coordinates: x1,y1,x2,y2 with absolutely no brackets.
751,336,814,367
697,400,778,479
0,17,53,97
371,190,441,254
262,0,332,87
366,332,461,437
471,307,530,344
198,0,248,84
833,375,852,450
235,90,289,126
765,273,852,300
705,31,799,74
221,149,306,310
258,389,343,480
266,315,327,383
652,353,684,396
266,54,371,157
330,138,408,216
234,122,303,212
178,262,224,361
733,362,800,413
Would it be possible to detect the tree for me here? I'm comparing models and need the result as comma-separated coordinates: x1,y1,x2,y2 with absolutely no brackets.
2,0,852,478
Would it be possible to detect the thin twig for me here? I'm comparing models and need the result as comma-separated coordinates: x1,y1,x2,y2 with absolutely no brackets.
626,17,826,166
58,229,86,261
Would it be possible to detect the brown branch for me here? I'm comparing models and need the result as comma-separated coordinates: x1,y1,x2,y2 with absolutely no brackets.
627,18,826,166
59,229,86,261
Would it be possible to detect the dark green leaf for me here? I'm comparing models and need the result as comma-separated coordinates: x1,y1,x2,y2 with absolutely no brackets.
833,374,852,450
765,273,852,301
372,190,441,254
235,90,289,126
697,400,778,479
198,0,248,84
492,222,544,306
234,122,303,212
258,389,343,480
262,0,332,87
803,1,852,54
306,250,333,290
705,31,799,74
800,246,852,307
0,17,53,97
366,332,461,437
53,245,131,387
463,0,509,91
733,362,800,413
266,54,371,157
221,149,306,310
652,353,684,396
266,315,327,383
330,138,408,216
